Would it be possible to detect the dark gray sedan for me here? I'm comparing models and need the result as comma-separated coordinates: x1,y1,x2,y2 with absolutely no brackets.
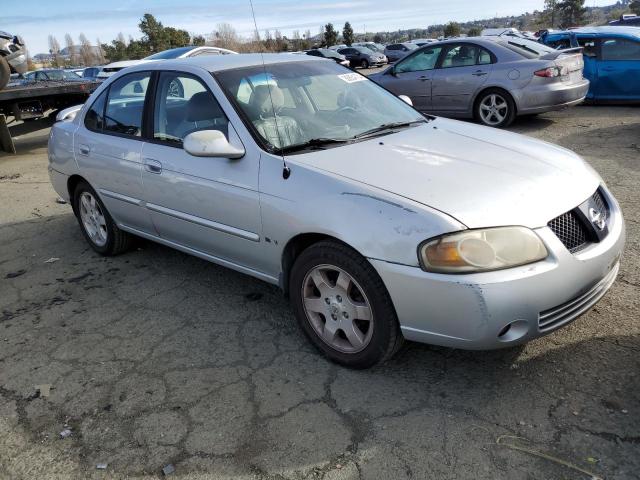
370,37,589,128
337,46,387,69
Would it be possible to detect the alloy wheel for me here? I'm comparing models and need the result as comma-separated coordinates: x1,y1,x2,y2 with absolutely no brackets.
479,93,509,126
301,264,374,353
79,192,108,247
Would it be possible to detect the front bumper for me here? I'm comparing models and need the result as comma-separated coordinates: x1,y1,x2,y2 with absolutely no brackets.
517,78,590,115
370,186,625,350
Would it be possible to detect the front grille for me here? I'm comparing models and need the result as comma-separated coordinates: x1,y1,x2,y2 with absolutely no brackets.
538,262,619,331
548,210,589,253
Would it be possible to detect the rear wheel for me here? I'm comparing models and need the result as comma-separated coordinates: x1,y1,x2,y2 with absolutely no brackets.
474,89,516,128
360,59,370,69
0,57,10,90
73,181,132,256
290,241,403,369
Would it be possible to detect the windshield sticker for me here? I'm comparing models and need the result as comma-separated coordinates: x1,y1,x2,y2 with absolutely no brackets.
338,73,367,83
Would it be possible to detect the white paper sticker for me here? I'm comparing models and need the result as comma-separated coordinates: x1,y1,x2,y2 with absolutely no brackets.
337,73,367,84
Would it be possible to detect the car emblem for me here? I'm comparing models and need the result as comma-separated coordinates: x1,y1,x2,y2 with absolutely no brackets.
589,207,606,231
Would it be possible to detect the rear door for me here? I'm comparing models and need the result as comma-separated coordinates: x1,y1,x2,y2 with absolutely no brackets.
74,71,155,233
382,46,443,112
596,37,640,100
431,43,494,115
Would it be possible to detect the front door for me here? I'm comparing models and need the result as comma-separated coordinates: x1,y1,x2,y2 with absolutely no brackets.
74,71,155,234
431,43,493,115
596,37,640,101
140,71,263,270
384,46,443,113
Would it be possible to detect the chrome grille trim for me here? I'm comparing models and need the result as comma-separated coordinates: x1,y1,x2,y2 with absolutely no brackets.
538,262,619,332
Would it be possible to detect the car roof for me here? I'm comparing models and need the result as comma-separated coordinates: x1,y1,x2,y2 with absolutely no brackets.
123,53,324,73
547,26,640,39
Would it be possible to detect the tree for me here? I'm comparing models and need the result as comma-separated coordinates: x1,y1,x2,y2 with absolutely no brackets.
192,35,206,46
545,0,559,28
558,0,586,27
631,0,640,15
443,22,461,38
79,33,96,66
324,23,338,48
303,29,312,49
373,33,384,44
139,13,169,53
48,35,61,67
211,23,241,51
467,26,482,37
342,22,354,46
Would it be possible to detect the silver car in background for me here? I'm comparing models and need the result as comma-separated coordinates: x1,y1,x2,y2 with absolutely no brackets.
48,54,624,369
371,37,589,127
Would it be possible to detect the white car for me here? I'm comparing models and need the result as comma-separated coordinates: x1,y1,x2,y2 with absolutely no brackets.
97,46,237,79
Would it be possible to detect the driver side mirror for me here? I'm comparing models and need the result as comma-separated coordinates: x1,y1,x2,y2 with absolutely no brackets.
388,65,397,76
184,130,245,159
398,95,413,106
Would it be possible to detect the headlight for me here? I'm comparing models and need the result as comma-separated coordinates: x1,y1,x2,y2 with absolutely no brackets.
418,226,548,273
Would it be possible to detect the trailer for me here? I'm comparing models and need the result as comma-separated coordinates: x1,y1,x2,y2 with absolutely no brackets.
0,80,99,154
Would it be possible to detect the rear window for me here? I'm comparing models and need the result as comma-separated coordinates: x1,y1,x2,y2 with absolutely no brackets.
499,39,557,58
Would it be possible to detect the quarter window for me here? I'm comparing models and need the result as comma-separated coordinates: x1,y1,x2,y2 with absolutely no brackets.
395,47,442,73
103,72,151,137
153,72,229,145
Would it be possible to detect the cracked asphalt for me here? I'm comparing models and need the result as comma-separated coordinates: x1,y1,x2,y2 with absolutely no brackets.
0,106,639,479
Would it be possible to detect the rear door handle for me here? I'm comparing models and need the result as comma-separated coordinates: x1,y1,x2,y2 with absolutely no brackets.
143,158,162,174
419,75,431,81
78,144,91,155
472,71,488,76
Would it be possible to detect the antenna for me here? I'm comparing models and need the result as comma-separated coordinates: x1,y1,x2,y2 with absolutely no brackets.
248,0,291,179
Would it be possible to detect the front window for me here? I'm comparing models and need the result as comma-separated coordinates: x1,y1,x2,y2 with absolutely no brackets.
153,72,229,145
215,60,426,153
396,47,442,73
601,38,640,61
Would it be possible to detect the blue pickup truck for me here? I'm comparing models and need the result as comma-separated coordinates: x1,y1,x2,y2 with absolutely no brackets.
540,27,640,102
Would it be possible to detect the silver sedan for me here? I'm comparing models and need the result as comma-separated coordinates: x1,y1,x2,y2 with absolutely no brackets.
370,37,590,127
48,54,624,368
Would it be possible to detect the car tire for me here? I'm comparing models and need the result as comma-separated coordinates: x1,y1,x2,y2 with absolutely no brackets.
360,59,370,69
290,240,403,369
0,57,10,90
474,88,516,128
73,181,132,256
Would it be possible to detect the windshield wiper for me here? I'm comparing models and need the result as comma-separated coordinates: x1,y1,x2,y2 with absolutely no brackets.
278,138,350,154
352,120,426,139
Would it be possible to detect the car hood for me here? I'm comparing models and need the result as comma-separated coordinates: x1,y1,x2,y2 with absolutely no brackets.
291,117,600,229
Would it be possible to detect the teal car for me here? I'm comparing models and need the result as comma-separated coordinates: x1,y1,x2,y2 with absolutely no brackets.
540,27,640,102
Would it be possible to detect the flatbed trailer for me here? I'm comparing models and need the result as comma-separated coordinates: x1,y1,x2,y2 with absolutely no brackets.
0,80,100,154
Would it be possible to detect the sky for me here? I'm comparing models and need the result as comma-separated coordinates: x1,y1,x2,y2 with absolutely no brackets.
5,0,614,54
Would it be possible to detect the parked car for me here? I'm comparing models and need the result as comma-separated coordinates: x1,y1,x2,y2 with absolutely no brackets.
409,38,437,47
353,42,386,53
370,37,588,127
608,14,640,26
384,42,419,62
23,69,87,82
49,54,624,368
0,30,27,89
97,46,237,79
305,48,350,66
539,27,640,102
81,66,103,80
337,46,387,68
328,44,348,51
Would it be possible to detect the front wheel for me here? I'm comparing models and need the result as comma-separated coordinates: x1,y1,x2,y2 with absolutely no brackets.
0,57,10,90
474,89,516,128
290,241,403,369
73,181,132,256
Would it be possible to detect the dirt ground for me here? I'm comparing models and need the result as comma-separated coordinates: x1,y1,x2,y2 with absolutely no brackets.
0,106,639,480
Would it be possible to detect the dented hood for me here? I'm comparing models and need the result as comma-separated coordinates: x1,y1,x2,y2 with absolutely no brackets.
291,117,600,228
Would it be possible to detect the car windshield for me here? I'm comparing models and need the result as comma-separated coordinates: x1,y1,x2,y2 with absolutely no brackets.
145,47,195,60
215,60,426,153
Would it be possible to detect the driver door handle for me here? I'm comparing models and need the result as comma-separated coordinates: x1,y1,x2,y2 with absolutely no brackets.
472,70,488,76
143,158,162,174
419,75,431,81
